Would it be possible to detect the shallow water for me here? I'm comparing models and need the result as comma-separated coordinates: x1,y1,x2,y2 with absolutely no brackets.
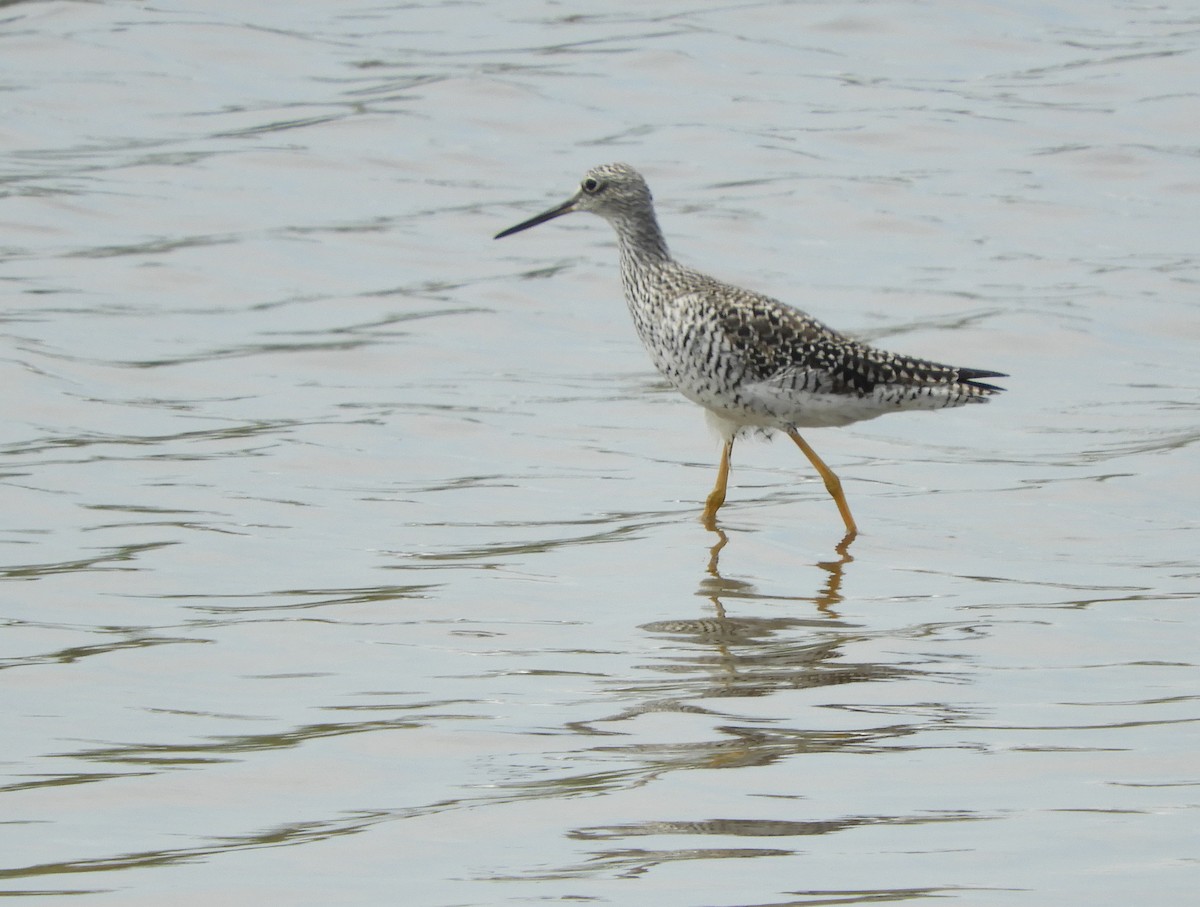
2,1,1198,904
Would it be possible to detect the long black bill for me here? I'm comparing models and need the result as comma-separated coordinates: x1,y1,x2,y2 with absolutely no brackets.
494,195,579,239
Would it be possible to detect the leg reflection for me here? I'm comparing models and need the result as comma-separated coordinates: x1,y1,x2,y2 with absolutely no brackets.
702,521,855,615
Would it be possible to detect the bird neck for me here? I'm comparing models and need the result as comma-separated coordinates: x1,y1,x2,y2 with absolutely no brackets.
612,211,671,290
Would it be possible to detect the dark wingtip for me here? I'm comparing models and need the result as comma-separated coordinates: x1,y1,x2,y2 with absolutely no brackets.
959,368,1007,394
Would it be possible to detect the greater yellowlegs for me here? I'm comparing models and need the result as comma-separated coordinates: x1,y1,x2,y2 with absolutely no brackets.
495,163,1004,537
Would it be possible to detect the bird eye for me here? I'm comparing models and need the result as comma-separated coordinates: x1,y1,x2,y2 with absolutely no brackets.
582,177,603,194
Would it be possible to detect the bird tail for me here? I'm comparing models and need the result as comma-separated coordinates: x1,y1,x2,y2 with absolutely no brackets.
956,368,1006,395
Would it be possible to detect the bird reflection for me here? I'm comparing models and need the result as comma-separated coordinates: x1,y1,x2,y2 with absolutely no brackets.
502,522,967,886
629,521,873,708
703,523,854,616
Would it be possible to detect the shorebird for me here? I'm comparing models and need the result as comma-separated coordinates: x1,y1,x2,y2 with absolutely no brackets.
495,163,1004,537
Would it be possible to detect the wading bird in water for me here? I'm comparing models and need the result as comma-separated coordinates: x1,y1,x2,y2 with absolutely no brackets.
495,163,1004,539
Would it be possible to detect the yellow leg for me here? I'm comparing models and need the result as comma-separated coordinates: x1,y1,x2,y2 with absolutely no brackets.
787,429,858,538
701,438,734,529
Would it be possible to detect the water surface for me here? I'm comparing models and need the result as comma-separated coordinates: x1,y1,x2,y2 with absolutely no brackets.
2,1,1198,904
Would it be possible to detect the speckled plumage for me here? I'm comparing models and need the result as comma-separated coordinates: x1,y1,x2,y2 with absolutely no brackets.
495,162,1005,535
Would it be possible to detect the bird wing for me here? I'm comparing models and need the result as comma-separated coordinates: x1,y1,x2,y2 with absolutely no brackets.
700,282,1004,399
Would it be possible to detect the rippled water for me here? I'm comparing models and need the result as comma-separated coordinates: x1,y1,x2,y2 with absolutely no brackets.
3,1,1198,904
